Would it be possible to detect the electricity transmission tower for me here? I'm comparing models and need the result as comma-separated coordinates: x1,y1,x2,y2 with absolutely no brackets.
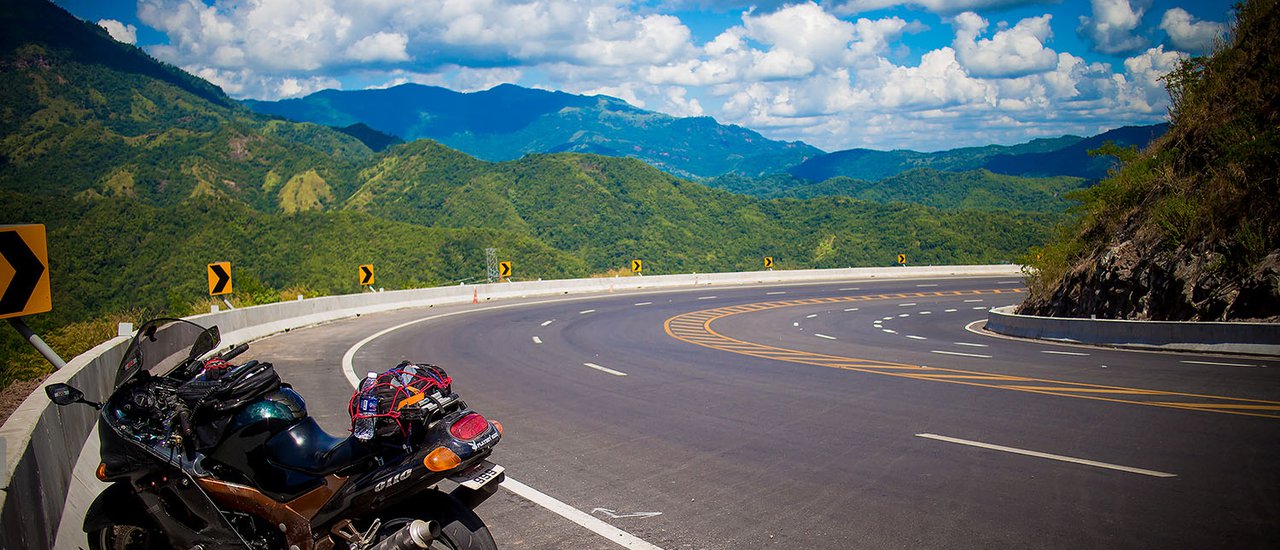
485,248,498,283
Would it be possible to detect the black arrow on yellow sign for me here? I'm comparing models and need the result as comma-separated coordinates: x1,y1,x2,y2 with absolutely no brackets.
499,261,511,278
207,262,232,296
897,253,907,265
764,256,774,268
631,259,643,273
360,264,375,286
0,227,50,318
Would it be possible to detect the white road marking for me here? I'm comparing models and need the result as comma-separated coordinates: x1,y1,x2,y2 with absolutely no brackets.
919,311,932,315
766,291,788,295
1041,350,1089,356
915,434,1176,478
579,309,596,314
898,313,910,317
930,350,991,358
882,329,898,334
997,281,1021,285
584,363,628,376
806,314,818,318
964,299,983,303
839,287,860,291
697,296,718,300
502,479,664,550
532,336,543,344
972,306,987,310
541,320,554,326
944,309,957,313
633,302,652,306
898,303,917,307
1180,360,1254,367
916,284,939,287
793,322,800,327
883,316,894,320
591,508,663,520
954,342,988,347
906,335,927,340
815,334,837,340
843,308,859,312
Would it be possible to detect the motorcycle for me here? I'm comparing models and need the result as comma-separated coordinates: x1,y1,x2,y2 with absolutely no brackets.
46,318,505,550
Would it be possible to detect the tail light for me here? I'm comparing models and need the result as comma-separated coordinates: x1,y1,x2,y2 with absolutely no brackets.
449,413,490,441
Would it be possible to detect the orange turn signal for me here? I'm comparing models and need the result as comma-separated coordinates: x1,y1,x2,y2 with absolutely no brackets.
96,463,109,482
424,447,461,472
491,420,503,435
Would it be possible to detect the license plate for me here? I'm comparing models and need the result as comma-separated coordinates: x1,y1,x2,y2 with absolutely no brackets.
448,461,505,490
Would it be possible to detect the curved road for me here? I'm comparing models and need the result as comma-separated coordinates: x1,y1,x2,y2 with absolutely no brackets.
246,276,1280,549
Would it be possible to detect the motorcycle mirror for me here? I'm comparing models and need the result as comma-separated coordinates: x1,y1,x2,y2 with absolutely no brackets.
45,383,102,409
190,326,221,360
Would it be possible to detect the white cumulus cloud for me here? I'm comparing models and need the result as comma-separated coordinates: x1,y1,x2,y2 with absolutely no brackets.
951,12,1058,78
98,19,138,45
1159,8,1226,54
832,0,1053,16
1077,0,1150,55
347,32,410,63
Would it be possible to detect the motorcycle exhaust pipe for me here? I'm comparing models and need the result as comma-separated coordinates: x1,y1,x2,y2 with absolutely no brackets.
368,520,442,550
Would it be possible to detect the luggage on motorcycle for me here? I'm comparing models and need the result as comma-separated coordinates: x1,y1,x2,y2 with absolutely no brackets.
177,359,284,450
348,361,456,442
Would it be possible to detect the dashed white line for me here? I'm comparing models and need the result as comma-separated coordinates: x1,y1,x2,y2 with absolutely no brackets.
919,311,932,315
882,329,898,334
766,291,788,295
815,334,837,340
839,287,860,291
964,299,984,303
583,363,628,376
915,434,1176,478
898,302,917,307
806,314,818,318
882,316,894,320
633,302,652,306
916,284,939,287
579,309,596,314
541,320,554,326
501,478,664,550
972,306,988,310
532,336,543,344
843,307,860,312
697,296,718,300
954,342,988,348
930,350,992,358
997,281,1022,285
898,313,910,317
944,309,958,313
1180,360,1254,367
905,335,927,340
793,322,800,327
1041,350,1090,356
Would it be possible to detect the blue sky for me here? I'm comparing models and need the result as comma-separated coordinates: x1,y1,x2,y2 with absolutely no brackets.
56,0,1231,152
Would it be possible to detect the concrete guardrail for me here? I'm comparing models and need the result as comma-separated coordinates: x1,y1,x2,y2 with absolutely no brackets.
986,305,1280,356
0,265,1020,548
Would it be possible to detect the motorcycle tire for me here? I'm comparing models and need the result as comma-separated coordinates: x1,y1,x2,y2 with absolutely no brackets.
88,525,161,550
377,494,497,550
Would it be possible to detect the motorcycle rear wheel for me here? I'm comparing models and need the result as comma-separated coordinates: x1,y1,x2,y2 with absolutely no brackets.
88,525,161,550
376,495,497,550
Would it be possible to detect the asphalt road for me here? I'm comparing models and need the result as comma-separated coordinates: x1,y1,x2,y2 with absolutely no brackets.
246,276,1280,549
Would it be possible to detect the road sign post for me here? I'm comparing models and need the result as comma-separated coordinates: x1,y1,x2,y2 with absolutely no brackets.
1,224,63,368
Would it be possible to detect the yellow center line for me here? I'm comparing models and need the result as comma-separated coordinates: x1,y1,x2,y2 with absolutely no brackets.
663,289,1280,420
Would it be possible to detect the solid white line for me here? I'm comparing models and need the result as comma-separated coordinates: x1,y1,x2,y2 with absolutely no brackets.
633,302,652,306
697,296,718,300
898,303,917,307
806,314,818,318
944,309,958,312
915,434,1176,478
1041,350,1089,356
501,478,664,550
766,291,787,295
964,299,983,303
930,350,991,358
997,281,1021,285
916,284,939,287
1180,360,1253,367
882,329,898,334
541,320,554,327
839,287,860,291
843,308,859,312
584,362,628,376
815,333,837,340
579,309,596,314
954,342,988,347
906,335,927,340
532,336,543,344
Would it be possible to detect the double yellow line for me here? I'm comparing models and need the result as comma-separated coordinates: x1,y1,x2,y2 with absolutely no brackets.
663,289,1280,420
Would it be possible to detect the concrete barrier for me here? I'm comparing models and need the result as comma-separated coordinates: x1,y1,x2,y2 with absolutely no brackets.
986,306,1280,356
0,265,1019,548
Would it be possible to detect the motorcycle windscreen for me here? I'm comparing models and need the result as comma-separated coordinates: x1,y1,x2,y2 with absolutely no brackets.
116,318,221,389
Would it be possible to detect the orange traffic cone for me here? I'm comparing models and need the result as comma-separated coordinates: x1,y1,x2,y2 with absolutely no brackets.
472,288,478,304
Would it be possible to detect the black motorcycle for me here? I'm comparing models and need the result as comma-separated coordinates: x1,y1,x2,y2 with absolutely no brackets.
47,318,504,550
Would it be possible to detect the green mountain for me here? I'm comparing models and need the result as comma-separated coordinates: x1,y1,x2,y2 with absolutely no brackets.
787,125,1166,182
1020,0,1279,322
243,83,823,180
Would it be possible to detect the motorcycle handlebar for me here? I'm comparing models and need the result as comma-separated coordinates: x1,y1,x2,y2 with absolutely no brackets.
222,343,249,362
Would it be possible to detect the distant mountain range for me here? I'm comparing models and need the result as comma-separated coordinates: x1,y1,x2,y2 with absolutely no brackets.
243,84,821,179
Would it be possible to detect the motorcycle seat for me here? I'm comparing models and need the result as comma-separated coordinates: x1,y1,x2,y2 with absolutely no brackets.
265,417,369,477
